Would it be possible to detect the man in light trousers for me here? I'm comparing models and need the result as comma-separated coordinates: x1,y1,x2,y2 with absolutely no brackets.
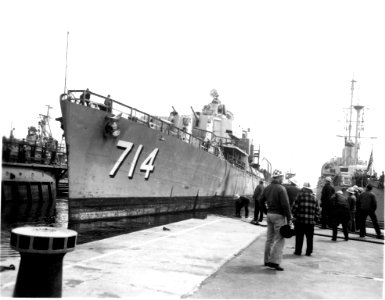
261,170,292,271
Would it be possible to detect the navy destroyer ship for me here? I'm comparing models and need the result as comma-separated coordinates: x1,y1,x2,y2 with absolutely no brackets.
318,79,384,222
59,89,264,222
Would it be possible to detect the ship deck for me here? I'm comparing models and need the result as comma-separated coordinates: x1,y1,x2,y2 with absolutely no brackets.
1,215,383,298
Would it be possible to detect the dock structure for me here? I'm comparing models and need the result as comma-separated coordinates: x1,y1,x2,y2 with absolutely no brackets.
1,215,383,298
1,216,260,297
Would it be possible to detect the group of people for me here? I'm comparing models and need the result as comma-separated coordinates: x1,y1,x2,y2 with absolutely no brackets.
258,170,321,271
234,171,383,272
77,89,113,112
320,176,383,240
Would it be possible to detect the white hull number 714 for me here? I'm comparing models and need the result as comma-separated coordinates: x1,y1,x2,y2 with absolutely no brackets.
109,140,159,179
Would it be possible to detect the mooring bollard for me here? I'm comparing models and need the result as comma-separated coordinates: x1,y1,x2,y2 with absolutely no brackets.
10,226,77,298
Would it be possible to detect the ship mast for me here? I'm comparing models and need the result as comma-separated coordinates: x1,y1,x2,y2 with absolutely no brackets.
353,104,364,167
38,105,53,142
348,78,356,142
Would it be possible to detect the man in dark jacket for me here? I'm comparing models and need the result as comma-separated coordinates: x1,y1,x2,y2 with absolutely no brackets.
284,178,301,207
320,177,335,229
261,170,292,271
251,180,265,225
330,191,350,241
353,185,363,231
358,184,383,239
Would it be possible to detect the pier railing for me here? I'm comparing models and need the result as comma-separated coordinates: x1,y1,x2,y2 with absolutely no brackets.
62,90,255,175
2,137,67,167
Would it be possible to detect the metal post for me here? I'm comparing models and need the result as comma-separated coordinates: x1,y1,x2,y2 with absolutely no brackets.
11,226,77,297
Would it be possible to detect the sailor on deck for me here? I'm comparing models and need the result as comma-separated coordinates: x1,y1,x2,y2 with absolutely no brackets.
104,95,112,112
79,88,91,106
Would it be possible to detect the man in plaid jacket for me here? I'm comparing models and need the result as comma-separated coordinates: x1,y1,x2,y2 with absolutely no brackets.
291,182,320,256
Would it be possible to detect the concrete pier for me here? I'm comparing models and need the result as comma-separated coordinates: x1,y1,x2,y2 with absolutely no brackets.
1,215,383,298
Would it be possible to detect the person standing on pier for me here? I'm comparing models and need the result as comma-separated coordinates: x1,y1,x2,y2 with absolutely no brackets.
320,177,335,229
330,191,350,241
284,178,301,207
292,182,320,256
358,184,383,239
353,185,363,231
251,180,265,225
261,170,292,271
346,187,357,232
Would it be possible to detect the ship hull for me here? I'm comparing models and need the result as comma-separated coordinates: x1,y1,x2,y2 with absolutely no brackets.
60,101,260,222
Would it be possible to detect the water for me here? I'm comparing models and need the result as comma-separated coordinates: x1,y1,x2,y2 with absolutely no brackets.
1,198,236,262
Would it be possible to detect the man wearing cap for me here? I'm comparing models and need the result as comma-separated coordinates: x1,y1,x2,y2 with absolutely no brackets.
291,182,320,256
357,184,383,239
260,170,292,271
320,176,335,229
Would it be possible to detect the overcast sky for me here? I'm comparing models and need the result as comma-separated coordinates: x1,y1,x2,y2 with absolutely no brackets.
1,0,384,187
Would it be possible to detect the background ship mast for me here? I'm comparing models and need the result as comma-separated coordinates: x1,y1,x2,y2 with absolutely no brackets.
340,78,363,166
38,104,53,142
353,104,364,166
340,79,377,168
348,78,356,142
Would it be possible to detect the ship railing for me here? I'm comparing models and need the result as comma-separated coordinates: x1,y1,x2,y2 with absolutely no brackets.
2,137,67,167
64,90,207,146
63,90,255,176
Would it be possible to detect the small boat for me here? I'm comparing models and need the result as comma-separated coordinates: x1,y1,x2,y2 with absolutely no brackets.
59,89,264,221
